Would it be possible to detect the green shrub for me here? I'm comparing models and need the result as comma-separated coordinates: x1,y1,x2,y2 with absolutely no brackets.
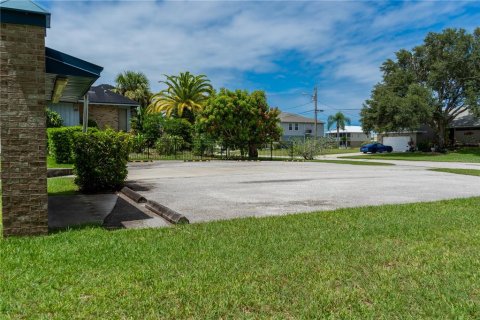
131,133,147,153
47,127,83,163
293,137,336,160
46,109,63,128
155,134,188,155
192,135,215,156
142,113,163,147
162,118,193,144
72,129,131,193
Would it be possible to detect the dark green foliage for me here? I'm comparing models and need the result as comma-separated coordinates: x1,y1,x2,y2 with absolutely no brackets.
46,108,63,128
361,28,480,149
192,134,215,156
131,133,147,153
162,117,193,143
80,118,99,128
47,127,83,163
198,89,282,157
130,106,148,134
87,119,98,128
155,134,188,155
72,129,131,193
141,113,163,147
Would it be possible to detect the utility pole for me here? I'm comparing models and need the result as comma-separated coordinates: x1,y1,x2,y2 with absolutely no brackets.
313,86,318,138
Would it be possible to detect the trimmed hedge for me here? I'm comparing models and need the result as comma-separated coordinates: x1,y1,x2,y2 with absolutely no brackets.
47,127,83,163
72,129,131,193
48,127,100,163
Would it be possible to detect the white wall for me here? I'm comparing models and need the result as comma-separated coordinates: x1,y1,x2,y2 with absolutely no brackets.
281,122,324,140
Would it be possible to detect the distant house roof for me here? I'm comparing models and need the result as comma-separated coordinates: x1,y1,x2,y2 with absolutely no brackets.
279,112,323,124
0,0,50,28
86,84,140,107
451,111,480,128
326,126,365,134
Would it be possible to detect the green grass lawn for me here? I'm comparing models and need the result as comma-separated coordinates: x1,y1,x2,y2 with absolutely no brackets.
47,156,74,169
313,159,394,166
341,147,480,163
1,197,480,318
48,177,78,195
430,168,480,177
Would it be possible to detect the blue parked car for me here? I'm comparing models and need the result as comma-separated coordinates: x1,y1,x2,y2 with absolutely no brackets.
360,143,393,154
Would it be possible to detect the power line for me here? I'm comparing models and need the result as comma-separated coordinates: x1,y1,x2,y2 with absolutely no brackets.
281,101,313,111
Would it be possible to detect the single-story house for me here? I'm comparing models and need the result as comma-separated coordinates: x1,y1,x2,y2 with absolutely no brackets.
279,112,325,140
326,126,370,147
450,111,480,146
378,111,480,151
377,125,436,152
48,83,139,131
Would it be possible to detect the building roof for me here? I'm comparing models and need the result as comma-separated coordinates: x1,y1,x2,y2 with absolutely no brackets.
0,0,50,28
87,84,140,107
326,126,365,134
46,47,103,79
45,47,103,103
451,111,480,128
279,112,323,124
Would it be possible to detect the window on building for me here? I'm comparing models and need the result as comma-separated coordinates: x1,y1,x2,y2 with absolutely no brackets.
295,123,299,131
289,123,292,130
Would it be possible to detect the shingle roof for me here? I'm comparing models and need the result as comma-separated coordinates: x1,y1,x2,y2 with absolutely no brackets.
451,111,480,128
87,85,140,106
279,112,323,124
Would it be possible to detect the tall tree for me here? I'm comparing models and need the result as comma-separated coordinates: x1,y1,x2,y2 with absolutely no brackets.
361,28,480,149
114,71,151,108
327,112,351,146
198,89,281,158
148,72,213,122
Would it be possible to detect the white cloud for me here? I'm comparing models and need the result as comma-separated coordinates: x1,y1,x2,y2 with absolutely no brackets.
43,0,480,125
45,0,366,90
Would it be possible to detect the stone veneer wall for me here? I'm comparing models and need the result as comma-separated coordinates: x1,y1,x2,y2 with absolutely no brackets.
0,22,48,236
78,104,119,130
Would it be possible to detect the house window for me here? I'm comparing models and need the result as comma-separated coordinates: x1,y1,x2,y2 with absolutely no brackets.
289,123,292,131
295,123,299,131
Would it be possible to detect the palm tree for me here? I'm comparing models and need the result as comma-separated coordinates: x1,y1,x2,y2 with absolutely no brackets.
148,72,212,119
114,71,151,108
327,112,351,147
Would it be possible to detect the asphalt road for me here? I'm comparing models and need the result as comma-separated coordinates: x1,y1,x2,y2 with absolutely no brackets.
127,160,480,223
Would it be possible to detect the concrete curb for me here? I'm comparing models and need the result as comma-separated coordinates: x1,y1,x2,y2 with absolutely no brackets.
47,168,73,178
145,200,189,224
120,187,146,203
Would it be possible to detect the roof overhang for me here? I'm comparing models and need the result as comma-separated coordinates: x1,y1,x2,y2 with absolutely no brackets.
45,47,103,103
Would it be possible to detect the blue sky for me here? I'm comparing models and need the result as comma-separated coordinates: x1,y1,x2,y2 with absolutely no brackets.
39,0,480,125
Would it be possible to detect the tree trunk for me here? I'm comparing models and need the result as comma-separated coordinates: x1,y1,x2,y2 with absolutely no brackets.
337,126,340,148
435,120,448,152
248,144,258,158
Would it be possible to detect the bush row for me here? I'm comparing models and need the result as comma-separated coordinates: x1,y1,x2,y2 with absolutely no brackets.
47,127,85,163
73,129,131,193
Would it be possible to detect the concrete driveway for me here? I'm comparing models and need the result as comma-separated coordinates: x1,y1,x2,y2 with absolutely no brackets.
127,160,480,223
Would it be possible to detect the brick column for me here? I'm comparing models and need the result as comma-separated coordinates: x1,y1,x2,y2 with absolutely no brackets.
0,22,48,236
